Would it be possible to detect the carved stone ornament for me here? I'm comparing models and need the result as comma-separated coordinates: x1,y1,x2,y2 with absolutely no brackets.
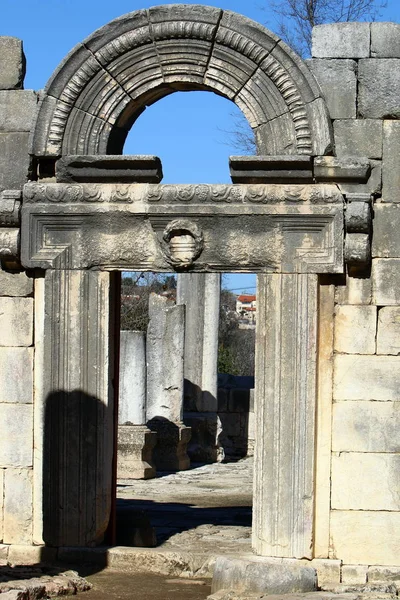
162,219,204,269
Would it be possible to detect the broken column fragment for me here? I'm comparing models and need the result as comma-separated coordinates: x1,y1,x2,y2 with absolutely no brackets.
146,294,191,471
117,331,156,480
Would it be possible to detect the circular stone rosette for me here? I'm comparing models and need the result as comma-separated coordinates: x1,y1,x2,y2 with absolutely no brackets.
162,219,204,269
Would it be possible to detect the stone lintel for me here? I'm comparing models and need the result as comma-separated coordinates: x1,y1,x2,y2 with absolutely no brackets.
314,157,371,183
56,155,163,184
229,155,313,184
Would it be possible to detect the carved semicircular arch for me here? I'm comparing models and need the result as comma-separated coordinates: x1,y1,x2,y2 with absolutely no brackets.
31,4,333,158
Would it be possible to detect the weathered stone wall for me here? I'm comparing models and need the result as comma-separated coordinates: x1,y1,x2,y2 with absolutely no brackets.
0,38,38,550
309,22,400,570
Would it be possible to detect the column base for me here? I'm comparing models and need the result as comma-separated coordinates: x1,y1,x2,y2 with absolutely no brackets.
147,418,191,471
117,425,157,480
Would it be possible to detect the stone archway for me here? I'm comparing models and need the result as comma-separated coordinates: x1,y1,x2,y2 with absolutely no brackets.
23,5,346,557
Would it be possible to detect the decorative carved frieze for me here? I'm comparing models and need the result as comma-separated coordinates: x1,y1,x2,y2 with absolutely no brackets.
21,182,344,274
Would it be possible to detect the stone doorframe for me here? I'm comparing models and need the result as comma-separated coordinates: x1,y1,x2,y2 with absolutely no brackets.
19,5,372,556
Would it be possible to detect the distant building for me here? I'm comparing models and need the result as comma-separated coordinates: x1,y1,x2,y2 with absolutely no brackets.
236,294,256,326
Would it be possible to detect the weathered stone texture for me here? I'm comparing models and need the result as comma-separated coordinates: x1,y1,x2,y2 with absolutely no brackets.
373,205,400,257
339,160,382,196
310,559,341,586
0,38,25,90
306,59,356,119
312,23,370,58
334,274,372,305
368,565,400,581
334,355,400,401
331,453,400,510
341,565,368,585
0,404,33,467
0,348,33,403
0,91,37,132
372,258,400,305
382,121,400,203
0,270,33,297
334,120,383,159
3,468,32,545
371,22,400,58
358,59,400,119
334,305,376,354
0,298,33,347
119,331,146,425
330,511,400,566
0,132,30,192
377,307,400,355
332,401,400,452
0,469,3,542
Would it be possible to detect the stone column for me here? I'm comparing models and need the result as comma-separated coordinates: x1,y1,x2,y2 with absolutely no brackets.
117,331,156,480
146,293,191,471
177,273,221,462
252,273,318,559
40,269,117,547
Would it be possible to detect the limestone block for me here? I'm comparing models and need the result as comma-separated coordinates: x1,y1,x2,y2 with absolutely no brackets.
338,160,381,196
358,60,400,119
329,511,400,566
0,38,25,90
334,305,376,354
0,544,8,564
0,270,33,297
0,132,30,192
3,468,33,545
382,121,400,203
119,331,146,425
334,120,383,159
342,565,368,584
334,354,400,401
0,404,33,467
332,401,400,452
377,307,400,355
368,565,400,581
373,205,400,257
0,298,33,346
0,91,37,132
306,60,356,119
371,23,400,58
310,559,341,586
334,274,371,305
0,469,3,542
0,348,33,403
372,258,400,305
331,453,400,510
7,545,57,566
312,23,370,59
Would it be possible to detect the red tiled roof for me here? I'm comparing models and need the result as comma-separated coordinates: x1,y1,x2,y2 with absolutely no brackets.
237,295,256,303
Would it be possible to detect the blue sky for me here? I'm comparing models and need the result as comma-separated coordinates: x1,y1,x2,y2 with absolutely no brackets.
2,0,398,293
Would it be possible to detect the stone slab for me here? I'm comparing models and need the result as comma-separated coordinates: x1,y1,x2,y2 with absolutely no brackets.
358,59,400,119
314,157,370,182
373,205,400,257
329,511,400,566
312,23,370,59
334,275,372,305
306,60,356,119
338,160,381,196
342,565,368,585
0,469,3,542
3,468,32,545
371,23,400,58
211,556,316,595
0,38,25,90
0,404,33,467
56,155,163,184
7,544,57,566
368,566,400,581
332,401,400,453
334,120,383,159
372,259,400,305
334,305,376,354
119,331,146,425
0,298,33,346
310,559,341,586
0,348,33,403
0,270,33,297
0,132,30,192
229,156,313,184
334,354,400,401
382,121,400,203
0,91,37,132
377,307,400,355
331,453,400,510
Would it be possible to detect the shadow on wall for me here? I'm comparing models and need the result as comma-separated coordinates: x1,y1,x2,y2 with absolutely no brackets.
43,389,113,559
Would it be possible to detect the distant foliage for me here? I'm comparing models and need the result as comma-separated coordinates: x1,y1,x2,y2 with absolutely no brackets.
120,273,176,331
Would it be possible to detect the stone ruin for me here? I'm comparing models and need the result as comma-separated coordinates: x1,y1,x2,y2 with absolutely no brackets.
0,4,399,591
